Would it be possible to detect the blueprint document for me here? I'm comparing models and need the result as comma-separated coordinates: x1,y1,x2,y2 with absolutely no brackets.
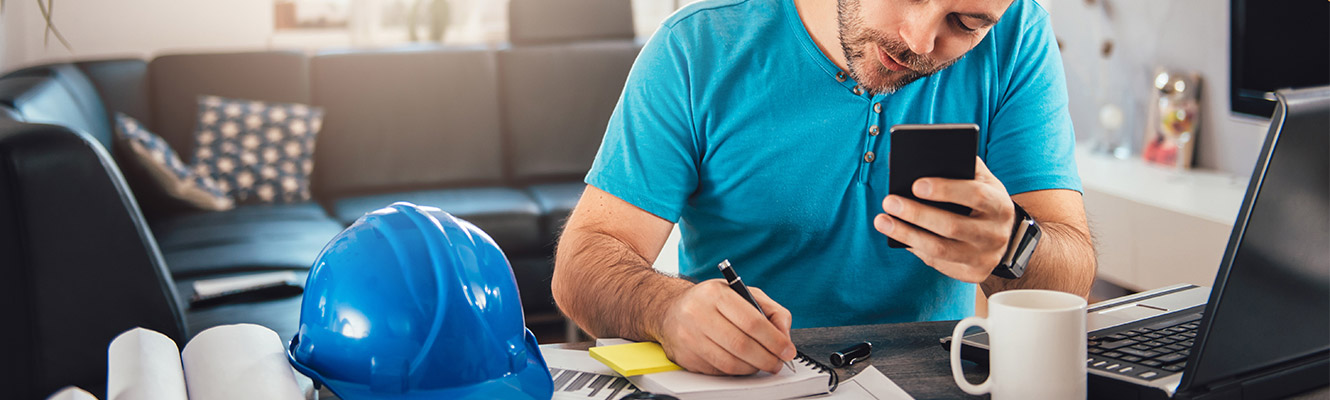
542,348,643,400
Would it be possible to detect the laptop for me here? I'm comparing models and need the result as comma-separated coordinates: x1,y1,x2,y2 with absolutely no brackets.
953,86,1330,399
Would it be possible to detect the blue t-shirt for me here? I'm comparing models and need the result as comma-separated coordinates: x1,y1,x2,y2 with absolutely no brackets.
586,0,1081,328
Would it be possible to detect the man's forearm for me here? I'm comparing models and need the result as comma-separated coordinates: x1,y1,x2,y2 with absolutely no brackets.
980,220,1096,298
552,228,692,341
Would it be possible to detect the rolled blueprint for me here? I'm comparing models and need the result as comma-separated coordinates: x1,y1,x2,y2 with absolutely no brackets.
46,386,100,400
107,328,188,400
181,324,304,400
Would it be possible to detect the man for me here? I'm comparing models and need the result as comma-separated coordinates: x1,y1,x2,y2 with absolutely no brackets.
552,0,1096,376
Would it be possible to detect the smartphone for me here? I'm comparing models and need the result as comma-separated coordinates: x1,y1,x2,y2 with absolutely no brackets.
887,124,979,248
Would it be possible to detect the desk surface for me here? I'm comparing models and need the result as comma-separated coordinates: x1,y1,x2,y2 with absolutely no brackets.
553,320,987,399
552,320,1330,400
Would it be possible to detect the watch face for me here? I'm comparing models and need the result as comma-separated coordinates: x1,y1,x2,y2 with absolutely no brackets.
1011,221,1042,277
994,203,1040,279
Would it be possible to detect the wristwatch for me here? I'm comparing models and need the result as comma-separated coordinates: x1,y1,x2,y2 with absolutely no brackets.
993,201,1041,279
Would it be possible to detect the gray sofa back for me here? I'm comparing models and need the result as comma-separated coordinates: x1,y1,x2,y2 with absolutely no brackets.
1,0,643,207
149,51,311,157
499,40,638,184
2,42,640,201
502,0,639,184
310,47,506,199
75,59,153,136
509,0,635,45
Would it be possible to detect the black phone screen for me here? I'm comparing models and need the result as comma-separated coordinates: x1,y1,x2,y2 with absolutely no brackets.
887,124,978,248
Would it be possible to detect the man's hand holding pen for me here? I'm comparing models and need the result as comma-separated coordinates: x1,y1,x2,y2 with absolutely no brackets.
648,278,797,376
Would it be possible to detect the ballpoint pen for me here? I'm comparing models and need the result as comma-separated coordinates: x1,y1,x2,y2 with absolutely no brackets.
717,259,796,372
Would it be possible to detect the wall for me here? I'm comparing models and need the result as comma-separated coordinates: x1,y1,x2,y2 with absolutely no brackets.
2,0,1272,175
1046,0,1271,176
0,0,515,73
2,0,273,72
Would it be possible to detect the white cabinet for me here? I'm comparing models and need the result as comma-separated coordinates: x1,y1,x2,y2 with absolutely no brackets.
1077,147,1249,291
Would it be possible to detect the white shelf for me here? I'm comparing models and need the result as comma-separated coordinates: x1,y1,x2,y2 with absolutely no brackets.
1076,146,1249,225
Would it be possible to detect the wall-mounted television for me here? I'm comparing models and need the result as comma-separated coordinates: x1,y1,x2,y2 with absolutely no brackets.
1230,0,1329,117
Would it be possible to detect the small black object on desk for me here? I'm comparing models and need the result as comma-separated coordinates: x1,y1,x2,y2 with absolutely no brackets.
829,341,873,367
620,392,679,400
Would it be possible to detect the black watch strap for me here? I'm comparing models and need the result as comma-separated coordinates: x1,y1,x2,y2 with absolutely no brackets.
993,201,1040,279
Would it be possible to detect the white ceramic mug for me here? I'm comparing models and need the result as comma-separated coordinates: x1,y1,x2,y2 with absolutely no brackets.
950,289,1088,399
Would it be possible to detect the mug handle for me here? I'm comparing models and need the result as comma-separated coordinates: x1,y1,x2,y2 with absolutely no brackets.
950,316,992,395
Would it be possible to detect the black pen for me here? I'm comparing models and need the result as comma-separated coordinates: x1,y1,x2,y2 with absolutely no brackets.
717,259,796,372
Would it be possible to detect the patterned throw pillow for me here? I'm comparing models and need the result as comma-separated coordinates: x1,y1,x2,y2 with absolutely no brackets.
191,95,323,204
113,113,234,211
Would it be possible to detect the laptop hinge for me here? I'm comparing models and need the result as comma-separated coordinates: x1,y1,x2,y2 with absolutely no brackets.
1178,351,1329,400
1186,380,1243,400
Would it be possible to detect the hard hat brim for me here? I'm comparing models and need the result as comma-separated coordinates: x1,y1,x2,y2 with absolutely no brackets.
288,327,554,400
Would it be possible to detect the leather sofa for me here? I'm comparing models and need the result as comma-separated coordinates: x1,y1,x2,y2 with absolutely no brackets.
0,0,638,397
0,120,188,400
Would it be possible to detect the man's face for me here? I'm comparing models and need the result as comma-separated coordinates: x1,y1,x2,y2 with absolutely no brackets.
838,0,1012,94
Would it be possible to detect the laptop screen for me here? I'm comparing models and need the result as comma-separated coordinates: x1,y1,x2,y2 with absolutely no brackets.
1184,87,1330,389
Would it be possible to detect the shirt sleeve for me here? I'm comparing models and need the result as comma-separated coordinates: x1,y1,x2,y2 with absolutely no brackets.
585,24,699,222
985,10,1083,196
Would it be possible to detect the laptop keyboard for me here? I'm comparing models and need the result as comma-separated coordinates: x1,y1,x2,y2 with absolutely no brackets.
1085,312,1202,381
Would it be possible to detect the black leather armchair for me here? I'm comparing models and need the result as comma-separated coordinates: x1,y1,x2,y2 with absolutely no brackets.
0,119,186,399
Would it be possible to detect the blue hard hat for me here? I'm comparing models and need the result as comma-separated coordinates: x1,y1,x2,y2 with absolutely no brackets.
288,201,554,399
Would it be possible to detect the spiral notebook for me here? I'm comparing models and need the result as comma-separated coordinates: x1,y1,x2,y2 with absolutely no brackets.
595,339,839,400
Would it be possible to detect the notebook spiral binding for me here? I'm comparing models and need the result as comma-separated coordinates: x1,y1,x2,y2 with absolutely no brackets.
796,351,840,392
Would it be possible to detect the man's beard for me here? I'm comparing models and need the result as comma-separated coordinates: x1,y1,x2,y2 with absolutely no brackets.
836,0,956,95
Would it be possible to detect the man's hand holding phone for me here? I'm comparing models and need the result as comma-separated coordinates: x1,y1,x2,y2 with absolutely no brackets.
875,124,1017,283
875,156,1017,283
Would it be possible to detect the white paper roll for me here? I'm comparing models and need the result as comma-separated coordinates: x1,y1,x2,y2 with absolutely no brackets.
46,386,100,400
181,324,304,400
107,328,188,400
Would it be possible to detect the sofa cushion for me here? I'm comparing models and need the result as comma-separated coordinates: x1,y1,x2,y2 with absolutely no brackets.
191,95,323,204
75,59,152,130
114,113,233,211
499,41,639,183
331,187,543,254
310,48,504,199
509,0,634,45
526,182,586,245
151,203,343,277
150,51,310,158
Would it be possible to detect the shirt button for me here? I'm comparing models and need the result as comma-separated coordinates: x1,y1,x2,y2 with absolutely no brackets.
835,71,848,82
864,151,876,163
853,85,864,95
873,103,882,113
869,125,880,136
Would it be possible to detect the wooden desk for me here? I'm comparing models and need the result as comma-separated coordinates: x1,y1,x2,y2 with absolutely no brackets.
551,320,987,399
551,320,1330,399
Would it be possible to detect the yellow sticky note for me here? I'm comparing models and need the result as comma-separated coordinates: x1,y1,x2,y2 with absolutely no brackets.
589,342,683,376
